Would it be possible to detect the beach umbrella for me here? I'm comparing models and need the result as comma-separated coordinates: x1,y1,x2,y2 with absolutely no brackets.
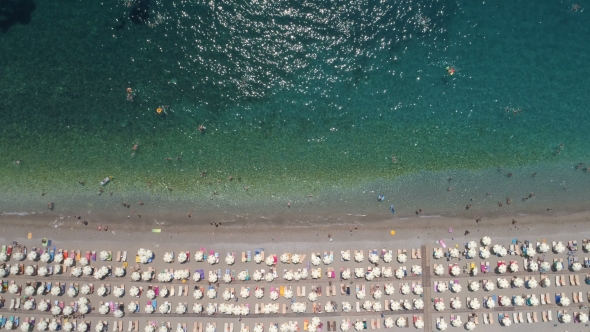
25,265,35,276
497,264,507,274
554,241,565,253
222,290,231,301
71,267,82,277
36,322,47,332
480,249,490,259
221,254,234,265
469,298,480,310
339,269,350,280
322,255,333,265
113,267,125,277
540,261,550,271
513,296,524,306
396,318,406,328
300,269,309,279
451,317,462,327
51,305,61,316
306,255,318,267
469,281,479,291
235,270,246,281
63,306,73,315
308,292,318,302
144,305,154,314
28,251,38,261
382,284,393,295
354,252,364,262
265,272,274,282
373,289,382,299
572,262,582,271
0,267,7,277
486,298,495,309
24,285,36,296
354,322,363,331
291,254,301,264
38,266,48,277
265,255,275,266
157,272,171,282
192,303,203,313
513,277,524,288
99,304,109,315
395,267,405,279
97,285,107,296
322,302,334,313
451,298,461,309
194,251,204,261
354,268,363,278
80,284,91,295
341,302,351,312
356,290,365,300
159,327,168,332
284,271,293,281
97,251,108,261
382,268,392,278
162,252,173,263
390,301,401,311
250,270,261,281
40,252,51,263
481,236,491,246
127,302,138,312
466,249,476,258
10,264,20,275
95,322,104,332
114,308,124,317
78,304,89,314
284,289,293,299
37,284,45,295
51,286,62,296
414,285,425,296
537,242,549,253
176,303,186,314
412,265,422,275
560,297,570,306
341,251,351,261
64,257,74,267
78,323,88,332
159,303,169,314
400,284,410,295
48,321,59,332
561,313,571,323
492,244,502,254
435,302,445,311
433,249,443,259
54,264,62,274
63,322,74,332
449,248,459,258
177,251,187,263
174,270,189,280
193,289,203,299
280,253,289,263
221,273,232,283
382,252,392,262
207,288,217,299
145,326,155,332
146,289,156,299
451,283,462,293
239,287,249,299
369,254,379,264
499,317,511,326
160,287,169,297
129,286,139,297
67,287,77,297
308,269,319,279
264,289,277,300
484,281,494,291
498,247,507,257
579,313,589,323
509,262,519,272
383,318,393,329
12,252,24,261
207,255,217,265
9,283,19,293
38,300,48,311
79,257,89,266
24,299,35,310
255,288,264,299
434,265,444,275
500,296,511,306
528,261,538,271
527,278,538,289
414,299,424,309
529,295,540,306
141,271,152,281
542,277,551,287
208,272,218,283
467,241,477,249
450,266,460,276
365,272,374,281
253,326,263,332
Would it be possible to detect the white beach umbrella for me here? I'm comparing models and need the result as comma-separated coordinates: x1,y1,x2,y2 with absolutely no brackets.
238,270,248,281
114,267,125,277
354,268,364,278
63,322,74,332
265,255,275,266
513,296,524,306
265,272,274,282
144,305,154,314
207,255,216,265
99,304,110,315
513,277,524,288
579,313,589,323
395,267,404,279
469,298,480,310
481,236,491,246
354,252,364,262
509,262,519,272
97,285,107,296
114,309,124,318
146,289,156,299
383,252,392,262
209,273,218,283
12,251,24,261
54,265,61,274
311,269,321,279
51,286,61,296
158,327,168,332
500,317,511,326
10,264,20,275
450,265,460,276
585,242,590,252
79,257,89,266
141,271,152,281
322,255,332,265
412,265,422,275
25,265,35,275
48,321,59,332
414,298,424,309
572,262,582,271
194,251,204,261
129,286,139,297
67,287,77,297
38,301,48,311
80,284,91,295
383,318,393,329
529,295,540,306
466,249,476,258
28,251,38,261
284,270,293,281
24,299,35,310
434,265,444,275
98,251,109,261
269,290,278,300
251,270,262,281
38,266,48,277
369,254,379,264
384,284,394,295
354,322,363,331
78,304,89,314
78,323,88,332
382,268,392,278
63,306,73,316
449,248,459,258
280,253,289,263
390,301,401,311
37,322,48,332
40,252,51,263
396,318,406,328
255,288,264,299
241,287,250,298
24,285,36,296
95,322,104,332
539,261,550,271
0,267,7,277
560,297,570,306
365,272,374,281
64,257,74,267
433,249,443,259
527,278,538,289
435,302,445,311
484,281,495,291
469,281,479,291
538,242,549,253
163,252,173,263
9,283,19,294
311,255,321,266
21,322,31,331
498,247,507,257
157,272,172,282
175,303,186,314
193,289,203,299
467,241,477,249
487,298,495,309
300,269,309,279
451,298,461,309
542,277,551,287
480,249,490,259
451,283,462,293
342,302,352,312
71,267,82,277
291,254,301,264
528,261,538,271
284,289,293,299
192,303,203,313
221,290,231,300
413,284,423,295
341,251,350,261
500,296,511,306
373,289,382,299
127,302,138,312
160,287,169,297
497,264,507,274
401,284,411,295
223,274,232,283
207,288,217,299
177,252,187,263
356,290,365,300
225,255,235,265
560,313,571,323
554,241,565,253
159,304,169,314
145,326,155,332
308,292,318,302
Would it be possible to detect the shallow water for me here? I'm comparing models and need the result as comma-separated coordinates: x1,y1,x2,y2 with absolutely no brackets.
0,0,589,218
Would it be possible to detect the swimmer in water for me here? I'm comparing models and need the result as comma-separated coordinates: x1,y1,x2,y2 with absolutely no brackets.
446,66,455,75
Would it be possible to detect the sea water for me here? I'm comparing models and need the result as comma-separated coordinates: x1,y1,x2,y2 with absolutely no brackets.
0,0,589,219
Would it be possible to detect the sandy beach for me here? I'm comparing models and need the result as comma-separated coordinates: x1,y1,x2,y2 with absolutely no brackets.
2,211,590,332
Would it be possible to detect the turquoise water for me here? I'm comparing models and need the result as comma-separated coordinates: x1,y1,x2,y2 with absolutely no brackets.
1,0,589,218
